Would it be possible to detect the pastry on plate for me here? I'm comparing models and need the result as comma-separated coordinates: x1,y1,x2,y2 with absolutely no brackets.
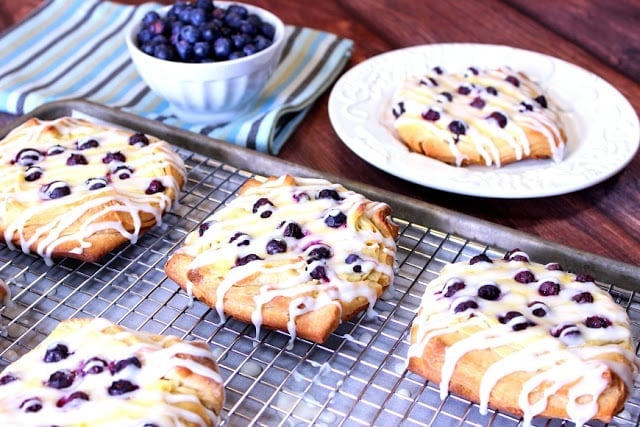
165,175,398,344
0,117,185,265
392,66,566,167
0,318,224,427
408,249,639,426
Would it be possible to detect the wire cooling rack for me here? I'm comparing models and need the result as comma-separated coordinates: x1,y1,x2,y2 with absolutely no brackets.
1,142,639,427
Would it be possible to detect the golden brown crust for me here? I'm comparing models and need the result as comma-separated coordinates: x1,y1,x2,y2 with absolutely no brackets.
0,318,224,426
165,175,398,343
0,117,185,263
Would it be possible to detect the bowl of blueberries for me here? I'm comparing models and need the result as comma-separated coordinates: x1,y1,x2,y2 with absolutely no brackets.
126,0,285,124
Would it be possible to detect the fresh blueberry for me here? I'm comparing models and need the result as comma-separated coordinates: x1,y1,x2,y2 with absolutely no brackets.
242,43,258,56
213,37,232,59
142,10,161,26
193,41,211,59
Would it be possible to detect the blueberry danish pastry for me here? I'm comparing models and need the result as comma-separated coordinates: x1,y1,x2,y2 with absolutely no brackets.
165,175,398,344
0,318,224,426
392,66,566,167
0,117,185,264
408,249,639,426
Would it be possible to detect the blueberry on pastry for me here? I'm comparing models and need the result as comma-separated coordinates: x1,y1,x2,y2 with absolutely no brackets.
392,66,566,167
165,175,398,345
0,117,186,265
408,249,639,426
0,318,224,426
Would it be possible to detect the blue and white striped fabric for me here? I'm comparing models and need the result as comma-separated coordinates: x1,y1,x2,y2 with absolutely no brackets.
0,0,353,154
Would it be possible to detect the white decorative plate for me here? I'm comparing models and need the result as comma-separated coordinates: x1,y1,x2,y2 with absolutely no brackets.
328,43,640,198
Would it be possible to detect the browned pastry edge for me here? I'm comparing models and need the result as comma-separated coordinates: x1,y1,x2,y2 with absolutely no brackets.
396,121,565,167
408,326,629,422
166,252,391,344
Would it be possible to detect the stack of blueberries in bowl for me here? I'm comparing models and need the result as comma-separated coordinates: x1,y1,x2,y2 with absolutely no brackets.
126,0,286,123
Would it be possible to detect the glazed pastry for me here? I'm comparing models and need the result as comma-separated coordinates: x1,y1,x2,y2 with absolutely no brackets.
165,175,398,345
0,318,224,427
408,249,639,427
392,66,566,167
0,117,185,265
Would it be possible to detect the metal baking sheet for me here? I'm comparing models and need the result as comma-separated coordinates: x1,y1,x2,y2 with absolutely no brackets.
1,100,638,427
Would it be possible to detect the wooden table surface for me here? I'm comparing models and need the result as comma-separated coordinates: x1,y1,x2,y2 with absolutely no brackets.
1,0,639,267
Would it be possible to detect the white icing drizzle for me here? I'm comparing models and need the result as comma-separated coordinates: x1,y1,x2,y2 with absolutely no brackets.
0,117,185,265
178,176,397,344
393,66,565,167
0,318,223,426
409,252,640,427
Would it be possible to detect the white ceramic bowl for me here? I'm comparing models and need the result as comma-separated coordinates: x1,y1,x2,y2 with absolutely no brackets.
126,2,285,124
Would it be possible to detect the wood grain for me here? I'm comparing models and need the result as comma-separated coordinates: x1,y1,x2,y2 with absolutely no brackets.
0,0,638,266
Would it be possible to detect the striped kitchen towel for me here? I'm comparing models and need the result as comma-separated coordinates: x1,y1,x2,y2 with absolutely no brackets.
0,0,353,154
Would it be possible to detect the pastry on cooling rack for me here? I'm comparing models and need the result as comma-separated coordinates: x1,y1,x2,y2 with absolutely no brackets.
0,317,224,426
391,66,566,167
408,249,639,426
0,117,185,265
165,175,398,344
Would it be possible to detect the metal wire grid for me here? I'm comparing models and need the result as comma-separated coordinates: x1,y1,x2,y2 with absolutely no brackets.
0,147,638,427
